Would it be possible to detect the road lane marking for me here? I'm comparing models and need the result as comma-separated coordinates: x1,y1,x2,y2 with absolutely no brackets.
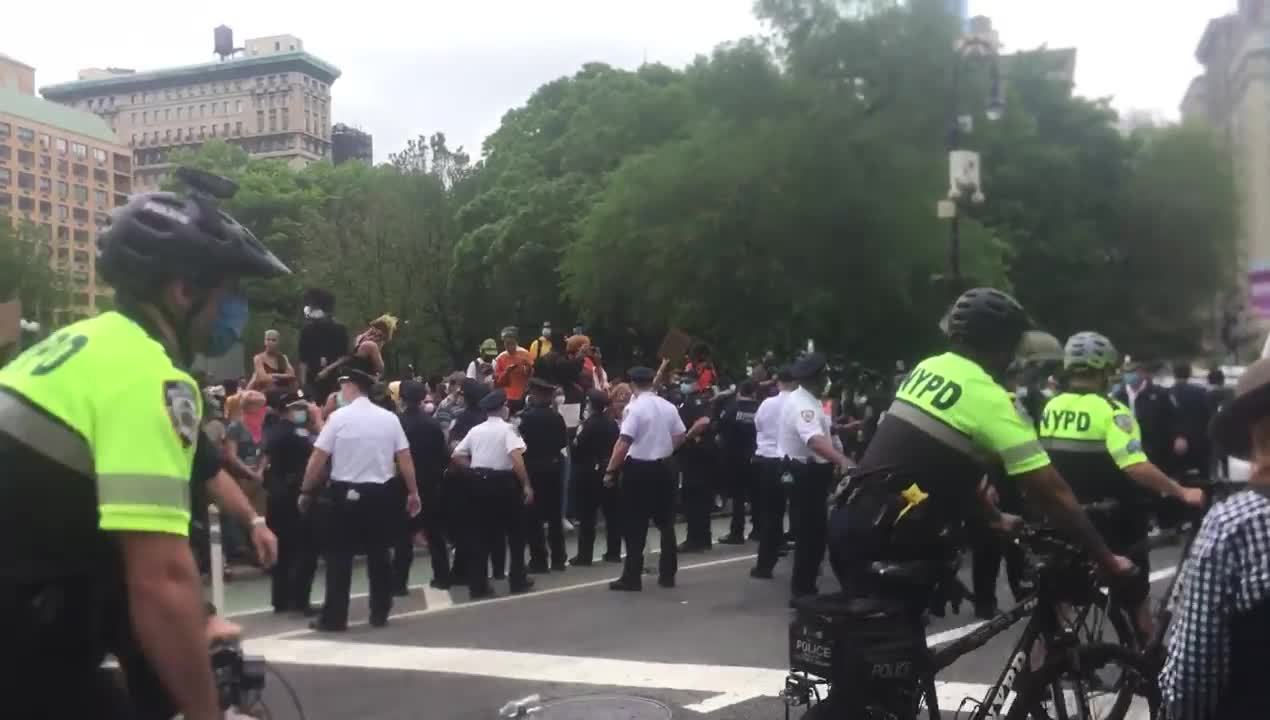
251,553,760,640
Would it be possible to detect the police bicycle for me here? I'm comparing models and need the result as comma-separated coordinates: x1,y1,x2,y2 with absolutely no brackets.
782,526,1160,720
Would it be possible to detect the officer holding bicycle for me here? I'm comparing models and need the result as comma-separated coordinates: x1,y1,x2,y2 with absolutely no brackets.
824,289,1134,714
0,168,290,720
1038,331,1202,641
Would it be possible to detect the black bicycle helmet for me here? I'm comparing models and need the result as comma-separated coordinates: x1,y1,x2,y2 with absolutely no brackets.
942,287,1029,353
1213,358,1270,459
97,167,289,300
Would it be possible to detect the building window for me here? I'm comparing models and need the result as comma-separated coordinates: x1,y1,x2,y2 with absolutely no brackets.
199,126,206,138
38,176,51,193
235,100,242,114
56,159,67,174
17,127,34,143
256,77,264,90
73,228,89,244
54,138,66,155
235,121,243,135
0,193,10,209
71,143,87,159
0,146,8,160
256,111,264,132
210,125,217,137
93,149,106,164
143,110,150,124
174,128,181,141
223,123,230,136
17,150,34,166
281,109,289,130
74,185,88,203
223,101,229,115
73,207,88,223
57,181,67,199
165,129,171,141
94,189,107,205
39,200,51,216
268,110,277,132
17,172,34,189
164,108,171,121
39,155,50,171
0,122,9,139
275,41,281,51
37,133,49,150
0,168,9,186
18,196,34,211
131,93,138,104
73,163,87,179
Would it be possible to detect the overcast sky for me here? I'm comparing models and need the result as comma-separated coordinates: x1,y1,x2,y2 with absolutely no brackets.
2,1,1235,160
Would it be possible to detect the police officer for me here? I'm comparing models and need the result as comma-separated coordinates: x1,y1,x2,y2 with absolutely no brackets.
448,378,501,582
394,380,451,592
751,366,796,579
299,369,422,631
676,370,717,552
452,389,536,598
604,366,687,591
718,380,761,544
520,377,569,572
263,388,322,614
572,388,622,565
778,352,853,602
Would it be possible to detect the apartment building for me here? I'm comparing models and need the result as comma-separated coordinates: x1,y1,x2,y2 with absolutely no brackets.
0,55,132,323
41,34,340,191
1183,1,1270,321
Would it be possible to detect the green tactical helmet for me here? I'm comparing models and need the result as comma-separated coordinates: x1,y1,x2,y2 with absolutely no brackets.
1063,331,1119,371
1016,330,1063,367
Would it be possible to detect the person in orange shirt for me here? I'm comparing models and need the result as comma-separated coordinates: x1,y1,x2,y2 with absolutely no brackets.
494,326,533,412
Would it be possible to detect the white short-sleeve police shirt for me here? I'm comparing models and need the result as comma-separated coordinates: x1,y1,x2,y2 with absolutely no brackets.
619,392,686,461
453,417,526,471
754,390,789,459
314,396,410,484
778,387,831,463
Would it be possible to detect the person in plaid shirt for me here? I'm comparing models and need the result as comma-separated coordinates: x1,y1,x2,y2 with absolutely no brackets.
1161,357,1270,719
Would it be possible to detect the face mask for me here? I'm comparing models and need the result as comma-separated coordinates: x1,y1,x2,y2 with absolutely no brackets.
423,402,436,414
541,328,551,338
303,306,326,320
680,383,695,396
854,394,868,406
290,409,308,425
1122,372,1140,388
206,292,249,357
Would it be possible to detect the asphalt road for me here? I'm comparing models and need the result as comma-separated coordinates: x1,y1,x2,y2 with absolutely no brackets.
238,521,1184,720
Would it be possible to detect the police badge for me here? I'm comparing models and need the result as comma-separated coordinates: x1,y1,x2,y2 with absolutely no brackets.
1113,414,1135,434
165,381,200,448
801,410,815,423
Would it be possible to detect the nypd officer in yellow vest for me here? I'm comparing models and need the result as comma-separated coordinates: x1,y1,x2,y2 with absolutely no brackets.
1039,331,1203,640
0,168,290,720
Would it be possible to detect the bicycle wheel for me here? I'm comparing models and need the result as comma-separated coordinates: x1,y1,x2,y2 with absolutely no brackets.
1005,643,1160,720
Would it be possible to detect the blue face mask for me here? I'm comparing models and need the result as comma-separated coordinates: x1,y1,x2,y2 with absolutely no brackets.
680,382,695,396
205,292,249,358
1122,372,1140,388
290,410,308,425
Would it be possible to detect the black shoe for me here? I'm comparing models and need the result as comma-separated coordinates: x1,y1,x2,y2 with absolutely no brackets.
601,553,623,563
272,605,290,614
718,534,745,545
510,578,535,594
430,578,451,590
469,586,495,600
309,619,346,633
393,587,410,598
750,567,774,579
677,541,711,553
551,562,568,572
609,578,642,592
658,576,675,588
527,562,550,574
569,556,593,567
298,605,321,618
492,570,506,581
747,530,759,541
369,616,389,628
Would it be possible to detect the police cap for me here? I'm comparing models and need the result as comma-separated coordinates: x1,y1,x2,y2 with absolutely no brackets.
338,368,376,391
628,366,656,385
400,380,428,404
479,389,509,412
791,352,827,380
776,365,795,383
461,378,490,403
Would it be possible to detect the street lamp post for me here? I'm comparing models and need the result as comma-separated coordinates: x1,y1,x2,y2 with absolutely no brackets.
945,34,1003,291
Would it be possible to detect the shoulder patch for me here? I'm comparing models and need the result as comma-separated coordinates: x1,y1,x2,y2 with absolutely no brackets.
1113,414,1135,433
1125,438,1143,455
800,409,815,423
165,381,200,448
